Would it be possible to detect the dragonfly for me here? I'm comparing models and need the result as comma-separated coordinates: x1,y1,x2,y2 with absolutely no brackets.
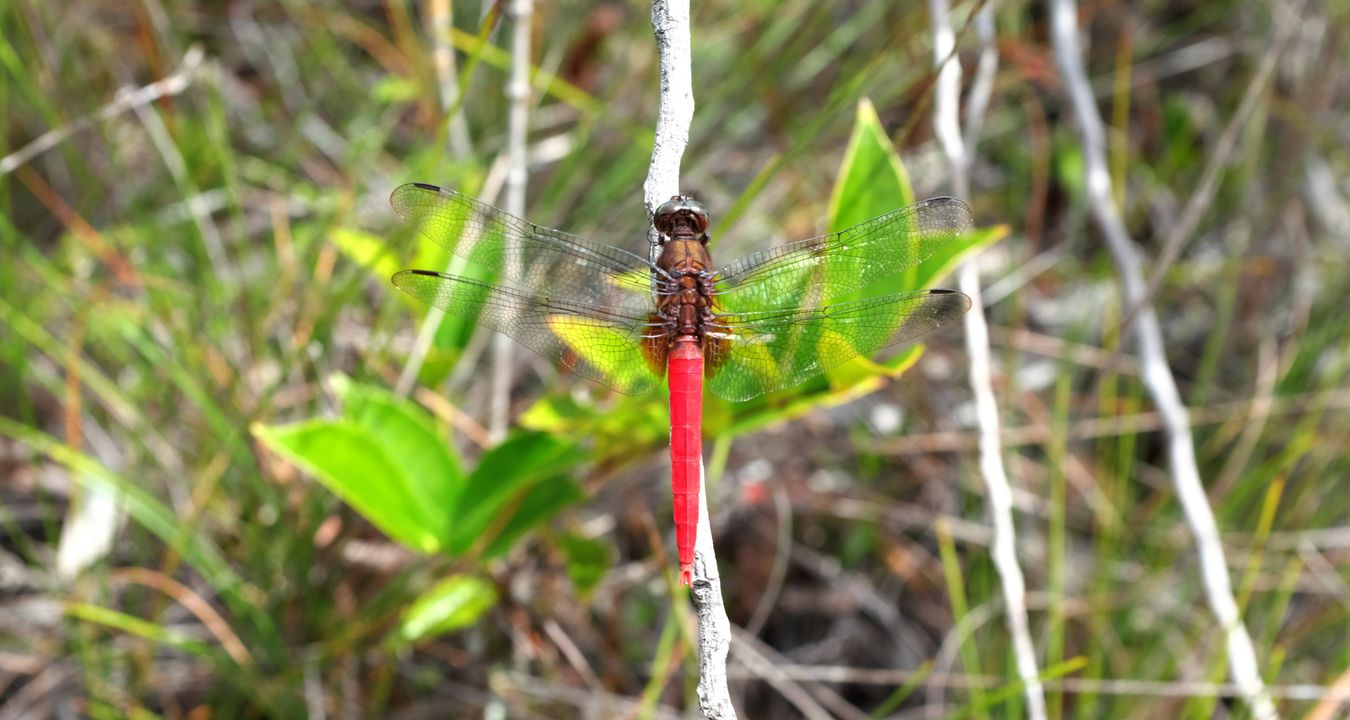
390,182,973,585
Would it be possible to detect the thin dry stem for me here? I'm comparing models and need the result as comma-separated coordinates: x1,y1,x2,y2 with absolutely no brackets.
0,47,204,176
428,0,473,157
489,0,534,440
1047,0,1279,716
929,1,1047,717
643,2,735,718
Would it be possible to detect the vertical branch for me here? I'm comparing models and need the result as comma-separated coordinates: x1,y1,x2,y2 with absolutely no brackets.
489,0,534,440
928,2,1047,719
428,0,473,158
643,2,736,718
643,0,694,221
396,6,512,398
1046,0,1280,717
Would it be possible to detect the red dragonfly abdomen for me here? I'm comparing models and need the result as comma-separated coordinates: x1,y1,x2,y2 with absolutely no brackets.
668,336,703,586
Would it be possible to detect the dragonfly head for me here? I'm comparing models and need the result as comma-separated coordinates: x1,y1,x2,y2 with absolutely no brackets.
654,196,710,241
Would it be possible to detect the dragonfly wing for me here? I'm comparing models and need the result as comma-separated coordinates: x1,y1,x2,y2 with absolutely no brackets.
393,270,664,395
705,290,972,402
712,197,973,313
392,183,658,307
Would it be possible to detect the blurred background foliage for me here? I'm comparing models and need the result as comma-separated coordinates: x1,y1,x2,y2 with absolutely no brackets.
1,0,1347,718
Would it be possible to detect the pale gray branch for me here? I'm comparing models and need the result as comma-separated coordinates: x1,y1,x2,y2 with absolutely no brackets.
428,0,473,157
929,1,1047,717
490,0,534,440
643,2,735,718
1047,0,1279,716
0,47,204,176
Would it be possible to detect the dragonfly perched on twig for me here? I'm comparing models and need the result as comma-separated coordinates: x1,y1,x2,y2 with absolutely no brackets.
390,182,973,584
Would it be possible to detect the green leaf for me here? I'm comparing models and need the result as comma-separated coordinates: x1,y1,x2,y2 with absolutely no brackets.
518,393,594,433
521,393,668,464
479,478,586,560
557,533,613,594
447,431,588,555
331,227,403,283
252,420,446,553
331,375,464,516
816,98,1006,396
393,575,498,645
908,223,1006,292
828,98,916,243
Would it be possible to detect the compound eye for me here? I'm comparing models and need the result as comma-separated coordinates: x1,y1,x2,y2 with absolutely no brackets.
653,196,710,234
682,200,710,230
654,198,683,221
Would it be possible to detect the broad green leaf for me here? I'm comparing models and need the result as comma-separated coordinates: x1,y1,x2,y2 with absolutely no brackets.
252,420,445,553
817,98,1006,395
519,393,596,433
447,431,588,555
479,478,586,560
829,98,916,243
331,227,403,283
907,223,1007,293
719,366,891,438
522,393,668,467
557,533,613,594
827,344,925,391
394,575,498,645
331,375,464,516
546,316,663,396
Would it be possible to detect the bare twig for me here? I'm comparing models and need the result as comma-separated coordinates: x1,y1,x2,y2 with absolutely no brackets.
490,0,534,440
1047,1,1279,717
643,0,694,229
690,484,735,719
0,46,204,176
729,628,854,720
643,2,735,718
929,1,1047,717
428,0,473,157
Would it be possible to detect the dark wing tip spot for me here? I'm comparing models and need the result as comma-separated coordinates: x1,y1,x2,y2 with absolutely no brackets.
391,269,445,285
412,182,442,192
947,290,974,312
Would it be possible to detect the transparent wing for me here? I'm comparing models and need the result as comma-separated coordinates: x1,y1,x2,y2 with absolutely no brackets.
713,197,973,312
704,290,972,402
391,183,660,307
392,270,664,395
